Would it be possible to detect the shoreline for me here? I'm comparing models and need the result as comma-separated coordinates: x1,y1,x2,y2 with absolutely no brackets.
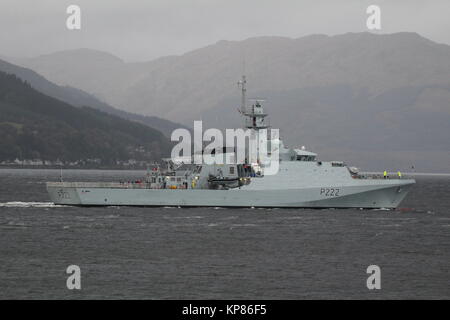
0,167,449,176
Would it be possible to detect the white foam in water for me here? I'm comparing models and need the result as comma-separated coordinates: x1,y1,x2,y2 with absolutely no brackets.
0,201,65,208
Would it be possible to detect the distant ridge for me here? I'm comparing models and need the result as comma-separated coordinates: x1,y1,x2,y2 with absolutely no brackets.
0,58,189,137
9,32,450,172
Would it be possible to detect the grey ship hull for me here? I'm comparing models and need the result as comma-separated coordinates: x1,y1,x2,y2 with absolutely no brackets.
47,179,414,208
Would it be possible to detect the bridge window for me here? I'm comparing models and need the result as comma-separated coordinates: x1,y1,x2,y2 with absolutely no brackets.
331,161,345,167
296,155,316,161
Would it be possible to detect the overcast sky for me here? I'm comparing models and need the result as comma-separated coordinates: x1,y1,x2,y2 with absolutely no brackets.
0,0,449,62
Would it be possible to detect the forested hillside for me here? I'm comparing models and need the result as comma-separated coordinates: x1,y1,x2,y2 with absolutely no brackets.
0,72,171,165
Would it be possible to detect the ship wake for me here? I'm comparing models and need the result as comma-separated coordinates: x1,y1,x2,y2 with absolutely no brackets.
0,201,66,208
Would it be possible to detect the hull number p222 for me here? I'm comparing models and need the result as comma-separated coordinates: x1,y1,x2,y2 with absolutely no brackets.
320,188,340,197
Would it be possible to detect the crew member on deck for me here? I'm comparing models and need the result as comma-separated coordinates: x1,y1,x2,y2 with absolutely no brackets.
398,171,402,179
383,170,387,179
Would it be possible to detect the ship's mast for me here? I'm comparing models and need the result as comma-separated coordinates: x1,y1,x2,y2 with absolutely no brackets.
238,75,247,114
236,75,272,167
237,75,268,130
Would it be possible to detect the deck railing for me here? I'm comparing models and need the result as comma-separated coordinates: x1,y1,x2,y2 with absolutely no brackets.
46,182,151,189
354,173,410,180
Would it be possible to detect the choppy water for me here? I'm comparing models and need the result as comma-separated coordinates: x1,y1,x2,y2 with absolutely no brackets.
0,168,449,299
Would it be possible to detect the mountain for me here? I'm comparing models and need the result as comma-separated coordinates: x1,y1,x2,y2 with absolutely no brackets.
0,58,188,137
0,71,171,165
15,32,450,172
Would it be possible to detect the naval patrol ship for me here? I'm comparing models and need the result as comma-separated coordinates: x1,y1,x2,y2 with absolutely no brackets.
47,76,415,208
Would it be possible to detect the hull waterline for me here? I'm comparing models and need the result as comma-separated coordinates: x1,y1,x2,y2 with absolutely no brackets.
47,179,414,209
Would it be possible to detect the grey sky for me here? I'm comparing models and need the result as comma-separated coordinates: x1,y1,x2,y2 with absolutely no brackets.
0,0,449,62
